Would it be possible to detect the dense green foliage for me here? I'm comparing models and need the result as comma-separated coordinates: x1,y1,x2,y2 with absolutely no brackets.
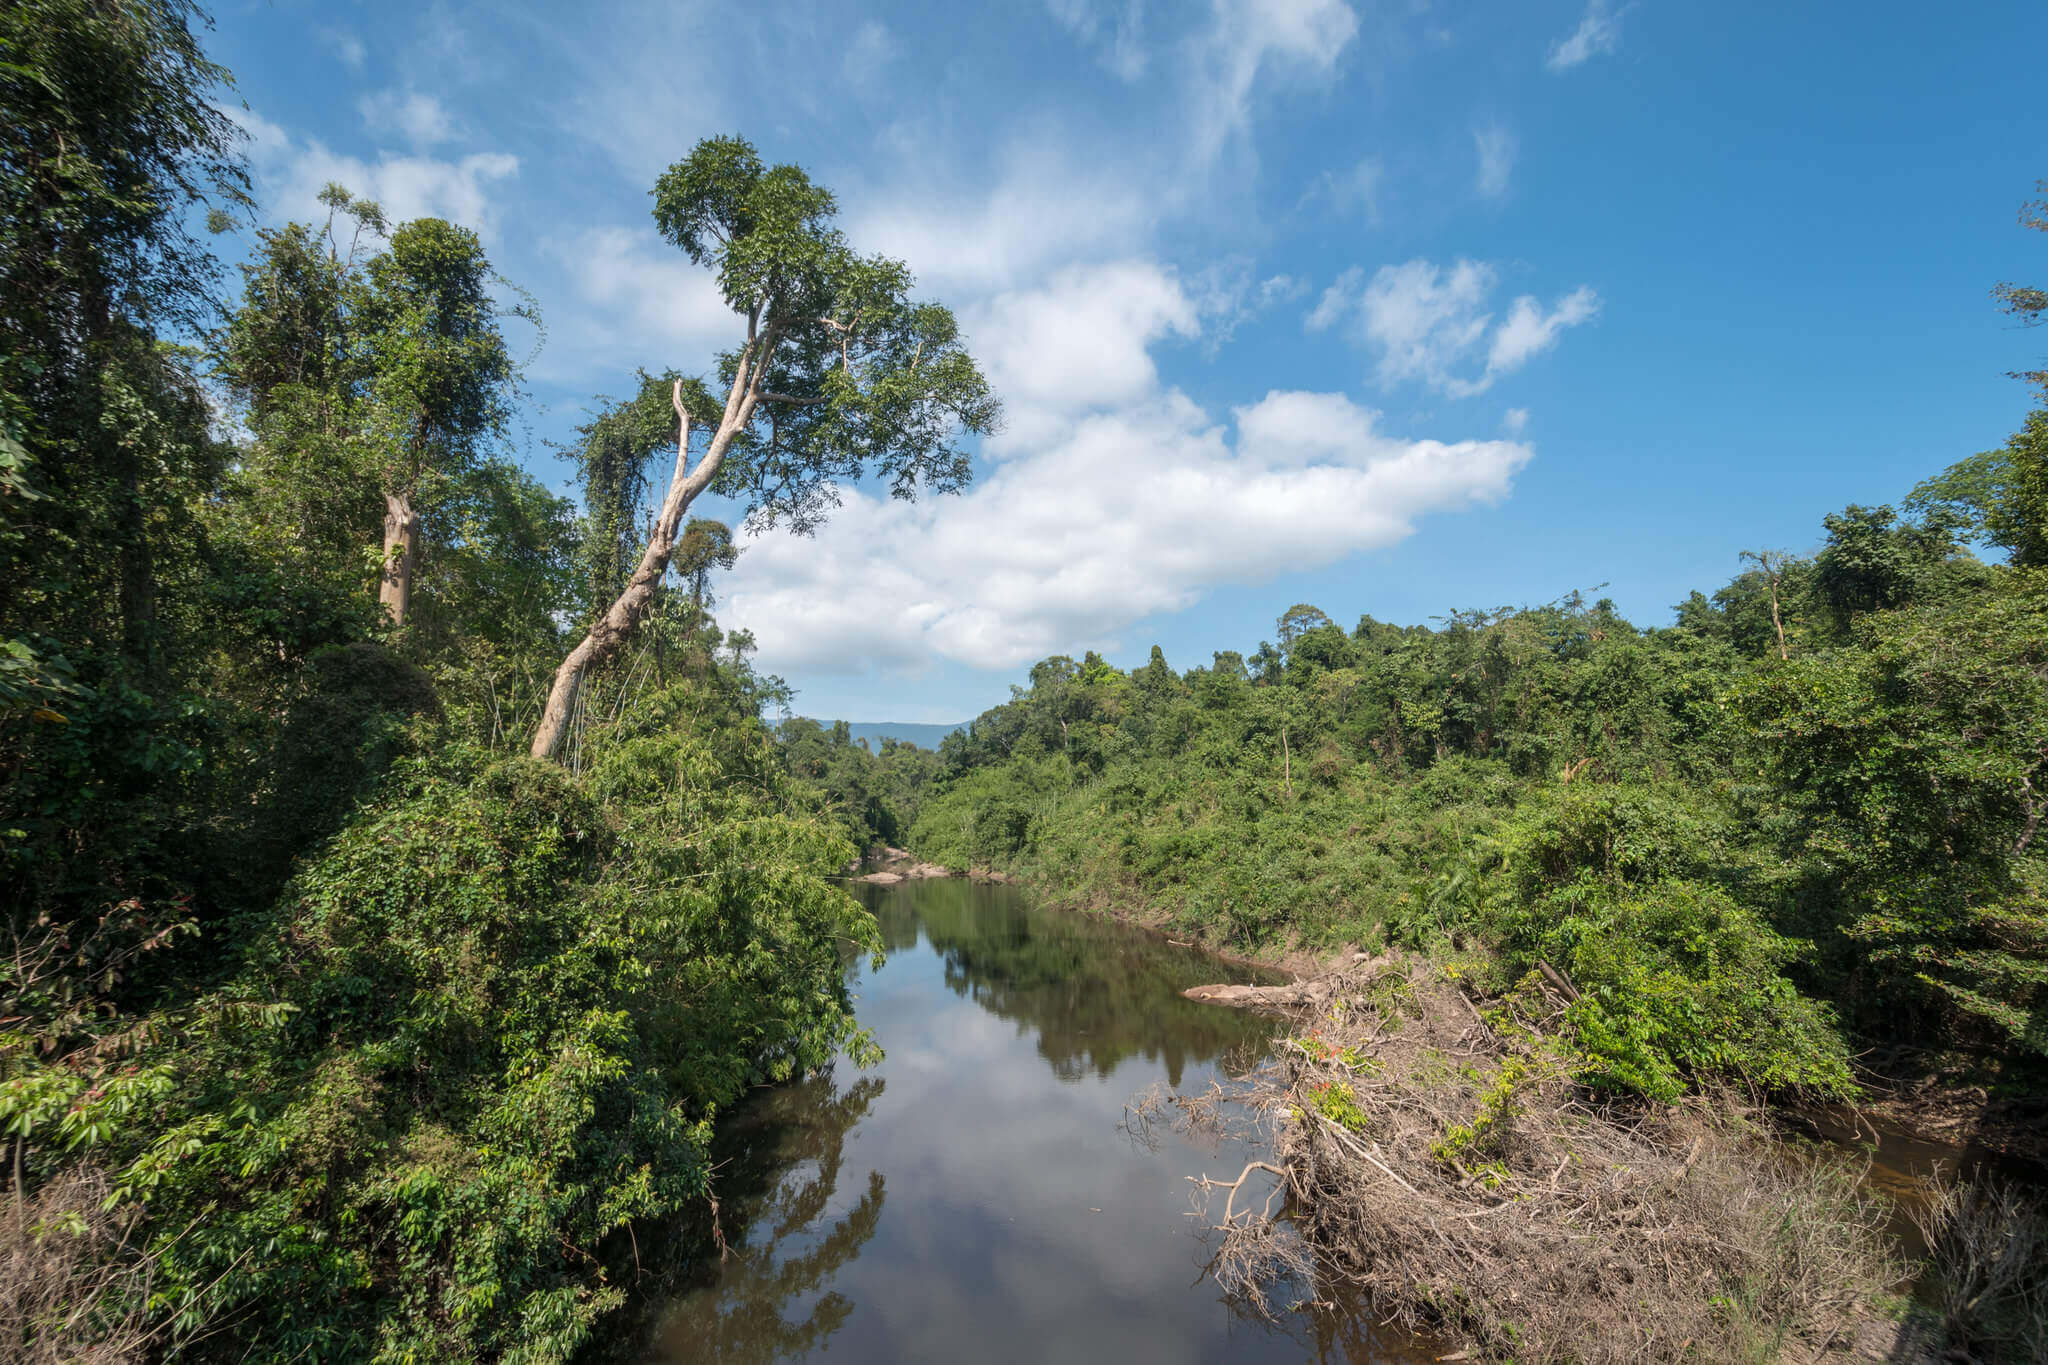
910,451,2048,1099
1,0,2043,1354
776,718,940,850
0,5,953,1359
132,714,873,1360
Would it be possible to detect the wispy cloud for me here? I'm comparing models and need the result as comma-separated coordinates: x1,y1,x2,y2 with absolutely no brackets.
1185,0,1360,168
1309,258,1599,397
843,20,899,91
357,89,459,149
1047,0,1149,81
320,27,367,71
1473,123,1515,199
230,105,519,239
1303,155,1383,222
1547,0,1625,72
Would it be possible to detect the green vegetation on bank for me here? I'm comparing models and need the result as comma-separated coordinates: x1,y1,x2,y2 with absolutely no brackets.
910,427,2048,1104
777,718,941,851
0,2,989,1358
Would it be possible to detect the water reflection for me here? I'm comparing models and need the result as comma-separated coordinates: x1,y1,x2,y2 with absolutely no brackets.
650,1076,886,1362
643,878,1425,1364
870,879,1285,1088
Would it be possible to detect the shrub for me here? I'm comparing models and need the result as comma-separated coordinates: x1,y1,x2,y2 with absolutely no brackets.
129,721,876,1362
1497,877,1852,1101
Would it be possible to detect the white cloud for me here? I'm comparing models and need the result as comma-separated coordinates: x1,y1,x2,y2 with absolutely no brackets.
357,89,458,148
1304,265,1364,333
231,106,518,239
540,226,740,381
1186,0,1360,167
1473,123,1515,199
1308,258,1599,397
1304,156,1383,221
321,28,367,71
966,261,1201,451
1189,262,1309,352
847,138,1157,295
1502,407,1530,435
1047,0,1149,81
1548,0,1624,71
723,388,1529,675
1486,287,1600,378
843,20,898,90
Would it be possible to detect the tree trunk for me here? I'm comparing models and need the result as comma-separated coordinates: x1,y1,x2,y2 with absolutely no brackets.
530,378,753,760
379,490,419,626
1768,577,1788,661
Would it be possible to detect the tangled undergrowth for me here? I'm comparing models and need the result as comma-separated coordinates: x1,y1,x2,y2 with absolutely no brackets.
1170,956,1906,1364
0,1167,154,1364
1910,1168,2048,1362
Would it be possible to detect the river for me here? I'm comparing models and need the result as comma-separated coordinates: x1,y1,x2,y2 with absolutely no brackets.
641,876,1429,1363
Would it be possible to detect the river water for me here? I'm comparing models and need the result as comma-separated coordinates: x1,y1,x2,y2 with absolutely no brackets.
642,876,1428,1363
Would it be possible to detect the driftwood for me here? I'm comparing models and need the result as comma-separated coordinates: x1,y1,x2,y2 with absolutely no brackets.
1182,980,1338,1011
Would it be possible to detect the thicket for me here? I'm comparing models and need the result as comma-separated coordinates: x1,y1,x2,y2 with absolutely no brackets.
910,437,2048,1102
775,718,940,852
0,3,915,1359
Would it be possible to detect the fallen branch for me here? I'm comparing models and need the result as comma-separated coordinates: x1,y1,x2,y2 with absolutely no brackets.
1187,1160,1289,1228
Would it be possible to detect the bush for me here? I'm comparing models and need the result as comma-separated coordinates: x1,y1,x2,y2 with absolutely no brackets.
129,717,876,1362
1497,877,1853,1101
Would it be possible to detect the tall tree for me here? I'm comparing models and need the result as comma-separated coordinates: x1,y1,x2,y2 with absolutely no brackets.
219,195,532,629
216,190,387,598
0,0,246,676
360,218,522,625
531,135,1000,759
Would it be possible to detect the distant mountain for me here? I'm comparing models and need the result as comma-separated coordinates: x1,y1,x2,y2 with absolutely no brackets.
791,720,967,751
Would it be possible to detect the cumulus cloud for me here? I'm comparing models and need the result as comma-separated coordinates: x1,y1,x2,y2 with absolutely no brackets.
1308,258,1598,397
1046,0,1149,81
357,89,458,148
1548,0,1624,71
1473,123,1515,198
231,106,518,238
965,261,1201,451
722,387,1528,676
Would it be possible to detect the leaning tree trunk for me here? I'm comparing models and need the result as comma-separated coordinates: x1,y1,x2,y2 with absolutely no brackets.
379,490,420,626
530,379,750,761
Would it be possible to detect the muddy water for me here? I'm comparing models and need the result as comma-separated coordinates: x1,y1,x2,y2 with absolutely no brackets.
1799,1108,2048,1260
642,877,1427,1364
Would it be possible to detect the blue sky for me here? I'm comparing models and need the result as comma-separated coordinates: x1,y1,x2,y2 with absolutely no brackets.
206,0,2048,722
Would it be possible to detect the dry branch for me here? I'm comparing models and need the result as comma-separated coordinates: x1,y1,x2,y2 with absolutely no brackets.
1175,955,1904,1364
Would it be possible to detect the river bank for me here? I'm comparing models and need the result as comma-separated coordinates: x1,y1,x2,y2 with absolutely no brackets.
947,856,2048,1168
895,859,2047,1362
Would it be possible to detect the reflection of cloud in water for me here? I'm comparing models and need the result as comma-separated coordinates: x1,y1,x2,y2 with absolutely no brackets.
868,878,1283,1088
646,880,1427,1364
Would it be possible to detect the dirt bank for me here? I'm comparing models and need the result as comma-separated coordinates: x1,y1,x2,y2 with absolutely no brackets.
1161,955,1915,1364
